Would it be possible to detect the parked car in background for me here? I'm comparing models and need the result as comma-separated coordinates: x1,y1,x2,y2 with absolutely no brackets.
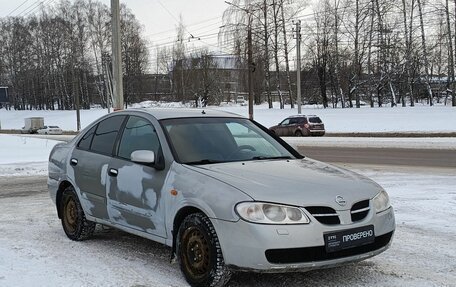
37,125,63,135
236,95,246,106
270,115,325,136
48,109,394,287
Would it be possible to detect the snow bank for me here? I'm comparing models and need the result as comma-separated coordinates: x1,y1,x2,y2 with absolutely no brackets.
0,135,59,176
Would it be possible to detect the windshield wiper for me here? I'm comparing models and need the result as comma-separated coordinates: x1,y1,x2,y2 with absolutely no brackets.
250,156,292,161
185,159,223,165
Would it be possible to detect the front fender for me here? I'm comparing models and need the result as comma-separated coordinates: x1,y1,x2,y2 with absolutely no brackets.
163,162,252,242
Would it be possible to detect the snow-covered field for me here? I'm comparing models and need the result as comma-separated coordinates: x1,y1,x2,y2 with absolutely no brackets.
1,102,455,133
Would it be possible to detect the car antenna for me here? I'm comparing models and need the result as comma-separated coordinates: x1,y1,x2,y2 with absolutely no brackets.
202,110,206,115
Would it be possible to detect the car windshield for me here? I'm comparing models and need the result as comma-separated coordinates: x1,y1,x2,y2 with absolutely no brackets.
161,117,295,165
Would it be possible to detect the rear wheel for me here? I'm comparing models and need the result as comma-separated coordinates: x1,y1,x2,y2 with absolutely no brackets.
294,130,303,137
177,213,231,287
60,186,95,241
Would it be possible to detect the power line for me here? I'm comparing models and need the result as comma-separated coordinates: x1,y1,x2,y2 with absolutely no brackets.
16,0,42,17
6,0,31,17
23,0,56,17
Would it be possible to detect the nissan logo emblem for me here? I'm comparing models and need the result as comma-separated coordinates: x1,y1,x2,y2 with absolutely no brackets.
335,196,346,206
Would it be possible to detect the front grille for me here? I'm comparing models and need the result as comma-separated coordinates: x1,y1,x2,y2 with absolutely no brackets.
305,206,340,225
265,231,393,264
351,200,370,222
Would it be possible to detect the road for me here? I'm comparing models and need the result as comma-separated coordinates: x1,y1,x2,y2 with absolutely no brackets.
297,146,456,168
20,134,456,168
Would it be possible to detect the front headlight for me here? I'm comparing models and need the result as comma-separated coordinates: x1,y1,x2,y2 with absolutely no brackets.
235,202,310,224
373,190,391,213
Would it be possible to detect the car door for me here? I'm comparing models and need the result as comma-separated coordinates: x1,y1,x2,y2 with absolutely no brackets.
71,115,126,220
106,115,168,238
276,118,290,136
288,118,299,136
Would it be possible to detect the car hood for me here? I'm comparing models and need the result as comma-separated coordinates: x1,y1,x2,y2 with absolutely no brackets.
186,158,383,210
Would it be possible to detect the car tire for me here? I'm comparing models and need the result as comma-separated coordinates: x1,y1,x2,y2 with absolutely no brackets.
294,130,303,137
177,213,232,287
60,186,95,241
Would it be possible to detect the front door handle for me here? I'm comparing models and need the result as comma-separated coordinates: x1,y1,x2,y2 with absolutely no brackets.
108,168,118,177
70,158,78,166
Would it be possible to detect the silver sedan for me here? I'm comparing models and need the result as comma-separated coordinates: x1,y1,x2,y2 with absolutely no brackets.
48,109,395,287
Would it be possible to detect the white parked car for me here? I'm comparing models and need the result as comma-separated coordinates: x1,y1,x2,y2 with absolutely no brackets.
37,125,63,135
236,95,247,106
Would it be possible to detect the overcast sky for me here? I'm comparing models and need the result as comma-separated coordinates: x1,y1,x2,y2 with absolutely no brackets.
0,0,228,55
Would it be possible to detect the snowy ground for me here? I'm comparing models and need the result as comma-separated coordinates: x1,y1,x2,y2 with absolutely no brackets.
0,165,455,287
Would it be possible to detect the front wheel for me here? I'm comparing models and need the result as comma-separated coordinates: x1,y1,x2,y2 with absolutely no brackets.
60,186,95,241
177,213,232,287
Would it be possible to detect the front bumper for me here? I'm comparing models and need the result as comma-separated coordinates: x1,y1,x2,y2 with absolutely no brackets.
212,206,395,272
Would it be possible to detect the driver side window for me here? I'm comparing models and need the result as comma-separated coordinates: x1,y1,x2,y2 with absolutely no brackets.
118,116,160,160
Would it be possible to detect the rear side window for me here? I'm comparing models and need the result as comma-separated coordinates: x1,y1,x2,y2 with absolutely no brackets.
298,118,307,124
289,118,299,125
78,125,96,150
90,116,126,155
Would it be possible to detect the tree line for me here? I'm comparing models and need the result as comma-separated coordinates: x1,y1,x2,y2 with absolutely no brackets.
219,0,456,108
2,0,456,110
0,0,148,110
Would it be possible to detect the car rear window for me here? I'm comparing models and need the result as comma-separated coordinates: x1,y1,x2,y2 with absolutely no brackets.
308,117,322,123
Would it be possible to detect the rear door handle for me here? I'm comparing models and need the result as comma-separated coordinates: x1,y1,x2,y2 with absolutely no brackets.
108,168,118,177
70,158,78,166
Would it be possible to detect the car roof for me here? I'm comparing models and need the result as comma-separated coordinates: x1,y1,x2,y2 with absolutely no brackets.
118,108,244,120
287,115,319,118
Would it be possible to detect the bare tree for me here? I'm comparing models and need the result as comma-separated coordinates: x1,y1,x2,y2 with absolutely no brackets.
417,0,433,106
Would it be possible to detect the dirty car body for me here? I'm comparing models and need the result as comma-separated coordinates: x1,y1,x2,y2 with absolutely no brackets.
48,109,395,287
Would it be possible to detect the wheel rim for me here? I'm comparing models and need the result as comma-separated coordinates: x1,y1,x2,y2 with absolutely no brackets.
181,226,211,279
63,197,77,233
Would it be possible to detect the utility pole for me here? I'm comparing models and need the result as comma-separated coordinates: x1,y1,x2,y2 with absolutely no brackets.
74,76,81,131
295,20,302,114
111,0,124,110
247,14,254,120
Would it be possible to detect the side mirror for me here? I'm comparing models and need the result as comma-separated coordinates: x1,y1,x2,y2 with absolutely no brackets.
131,150,155,164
